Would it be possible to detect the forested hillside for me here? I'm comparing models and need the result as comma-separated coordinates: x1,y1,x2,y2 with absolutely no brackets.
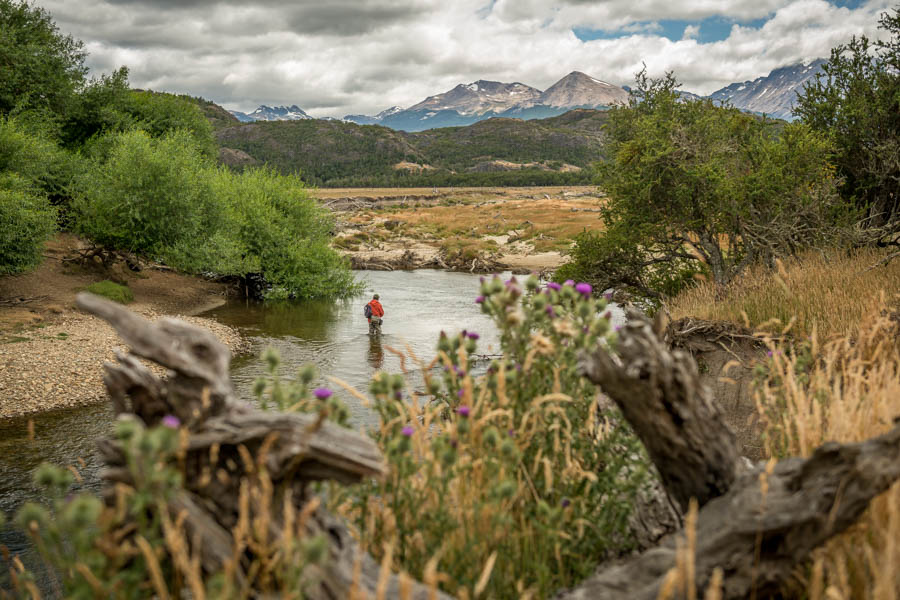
214,109,608,186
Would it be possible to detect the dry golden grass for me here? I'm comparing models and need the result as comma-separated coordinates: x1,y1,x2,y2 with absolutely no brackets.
348,195,605,252
756,310,900,600
667,249,900,339
311,186,597,200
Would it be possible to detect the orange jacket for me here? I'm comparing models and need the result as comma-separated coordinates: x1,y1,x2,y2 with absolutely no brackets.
367,299,384,319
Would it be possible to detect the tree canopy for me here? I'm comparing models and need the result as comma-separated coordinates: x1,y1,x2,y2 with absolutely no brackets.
557,71,848,299
795,6,900,238
0,0,86,119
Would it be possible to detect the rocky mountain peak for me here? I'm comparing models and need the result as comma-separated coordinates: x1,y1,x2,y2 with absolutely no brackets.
539,71,629,108
709,58,826,120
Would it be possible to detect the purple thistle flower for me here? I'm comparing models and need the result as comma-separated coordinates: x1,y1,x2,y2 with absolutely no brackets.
546,304,556,318
457,389,464,398
603,311,612,320
457,405,471,417
614,325,622,332
475,296,485,304
401,425,414,437
564,279,575,287
766,350,774,357
603,291,613,301
161,415,181,429
561,498,571,508
314,387,332,400
454,366,466,377
508,429,516,437
547,281,562,291
575,282,592,297
467,331,480,340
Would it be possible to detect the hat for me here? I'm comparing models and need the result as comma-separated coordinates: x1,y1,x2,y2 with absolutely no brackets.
373,294,380,299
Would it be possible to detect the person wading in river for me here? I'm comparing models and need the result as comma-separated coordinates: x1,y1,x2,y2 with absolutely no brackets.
365,294,384,335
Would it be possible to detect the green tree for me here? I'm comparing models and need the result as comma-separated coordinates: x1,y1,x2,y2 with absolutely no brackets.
795,6,900,234
0,118,62,273
0,0,86,119
559,71,847,299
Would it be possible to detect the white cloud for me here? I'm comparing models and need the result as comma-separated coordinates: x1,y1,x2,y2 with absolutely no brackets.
35,0,896,117
682,24,701,40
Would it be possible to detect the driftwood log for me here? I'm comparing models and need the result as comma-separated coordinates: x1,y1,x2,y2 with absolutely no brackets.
76,293,450,599
563,315,900,599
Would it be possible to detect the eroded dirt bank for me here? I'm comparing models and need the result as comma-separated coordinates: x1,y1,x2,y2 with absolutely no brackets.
0,234,249,419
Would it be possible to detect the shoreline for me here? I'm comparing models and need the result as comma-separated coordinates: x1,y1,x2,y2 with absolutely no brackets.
0,234,249,421
0,307,250,421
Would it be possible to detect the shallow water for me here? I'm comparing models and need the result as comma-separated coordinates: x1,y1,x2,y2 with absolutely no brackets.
0,270,624,592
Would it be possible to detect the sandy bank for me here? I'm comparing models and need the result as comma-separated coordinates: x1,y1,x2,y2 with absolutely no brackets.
0,234,249,420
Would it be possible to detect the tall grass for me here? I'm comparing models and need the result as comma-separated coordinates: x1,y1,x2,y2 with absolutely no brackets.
667,249,900,339
756,309,900,599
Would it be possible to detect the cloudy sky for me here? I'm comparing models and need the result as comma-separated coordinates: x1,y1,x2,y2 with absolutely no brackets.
38,0,894,118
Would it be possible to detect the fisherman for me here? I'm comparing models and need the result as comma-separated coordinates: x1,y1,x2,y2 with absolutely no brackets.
364,294,384,335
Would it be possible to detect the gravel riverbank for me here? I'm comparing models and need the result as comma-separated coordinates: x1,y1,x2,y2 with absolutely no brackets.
0,304,250,420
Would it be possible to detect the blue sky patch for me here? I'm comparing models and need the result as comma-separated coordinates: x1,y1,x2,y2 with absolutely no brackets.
575,15,769,43
573,0,865,44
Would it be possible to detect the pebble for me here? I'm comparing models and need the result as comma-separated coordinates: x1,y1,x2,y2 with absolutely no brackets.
0,307,249,420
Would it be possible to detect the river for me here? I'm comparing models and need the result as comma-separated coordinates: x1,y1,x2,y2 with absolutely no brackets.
0,270,623,592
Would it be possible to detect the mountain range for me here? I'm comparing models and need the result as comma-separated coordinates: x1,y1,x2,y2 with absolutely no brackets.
229,60,825,131
343,71,628,131
709,58,826,119
230,104,313,122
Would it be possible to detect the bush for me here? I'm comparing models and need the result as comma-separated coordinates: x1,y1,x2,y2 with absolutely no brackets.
336,276,648,598
84,280,134,304
210,166,359,299
72,128,220,257
0,177,57,275
73,130,357,300
0,116,79,203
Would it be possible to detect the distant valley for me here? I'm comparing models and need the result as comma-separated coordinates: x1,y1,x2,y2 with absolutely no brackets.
229,59,825,132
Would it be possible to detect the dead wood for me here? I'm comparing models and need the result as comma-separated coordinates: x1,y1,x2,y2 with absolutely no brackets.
75,292,450,599
568,313,900,599
559,423,900,600
579,315,744,511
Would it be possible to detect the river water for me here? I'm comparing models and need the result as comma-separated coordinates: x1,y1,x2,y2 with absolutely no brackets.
0,270,623,591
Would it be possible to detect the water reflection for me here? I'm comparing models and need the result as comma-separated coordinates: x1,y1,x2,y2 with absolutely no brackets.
367,334,384,370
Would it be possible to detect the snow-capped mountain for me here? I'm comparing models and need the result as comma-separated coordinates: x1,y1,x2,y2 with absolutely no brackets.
406,80,543,116
709,59,826,121
538,72,629,108
345,72,628,132
229,104,313,123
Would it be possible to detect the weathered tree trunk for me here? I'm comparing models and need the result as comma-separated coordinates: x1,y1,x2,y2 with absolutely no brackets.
566,314,900,599
77,293,450,600
580,315,744,511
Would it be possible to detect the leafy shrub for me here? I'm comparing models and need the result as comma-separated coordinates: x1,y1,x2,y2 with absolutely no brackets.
337,276,648,598
84,280,134,304
73,130,357,300
0,116,79,203
72,129,219,257
0,177,57,275
210,166,359,299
